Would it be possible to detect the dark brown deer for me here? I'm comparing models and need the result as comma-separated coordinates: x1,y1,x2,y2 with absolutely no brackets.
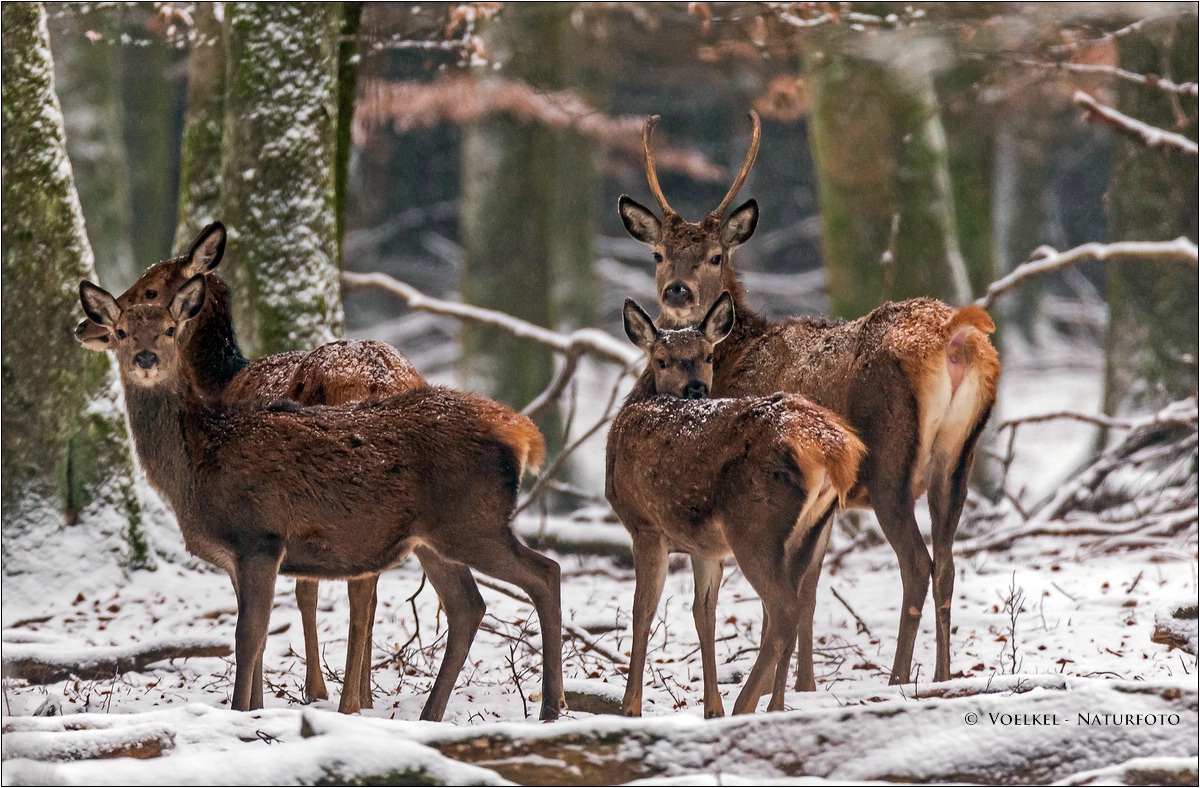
606,293,864,717
619,111,1001,689
78,274,564,720
75,224,511,719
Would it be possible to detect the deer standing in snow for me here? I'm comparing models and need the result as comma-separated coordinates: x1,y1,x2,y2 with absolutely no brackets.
618,111,1001,689
78,273,564,719
607,293,864,716
76,224,536,718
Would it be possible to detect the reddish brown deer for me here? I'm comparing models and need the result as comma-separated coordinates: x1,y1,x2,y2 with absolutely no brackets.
619,111,1001,689
75,224,521,719
606,293,864,717
78,274,564,720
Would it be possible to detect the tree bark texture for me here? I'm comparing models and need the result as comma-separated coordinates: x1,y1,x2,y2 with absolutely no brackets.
219,2,345,357
174,2,226,251
1,2,148,578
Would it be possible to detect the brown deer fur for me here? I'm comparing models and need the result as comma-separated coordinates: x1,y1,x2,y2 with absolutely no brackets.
78,275,562,719
76,224,538,720
607,295,864,717
620,112,1001,688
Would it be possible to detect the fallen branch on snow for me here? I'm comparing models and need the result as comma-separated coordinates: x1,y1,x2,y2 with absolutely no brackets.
2,637,231,684
1,722,175,762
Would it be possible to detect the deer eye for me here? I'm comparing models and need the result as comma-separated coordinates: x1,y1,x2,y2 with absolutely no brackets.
653,253,663,263
710,254,722,265
705,353,713,364
116,329,127,339
165,326,176,338
145,289,157,299
656,359,667,369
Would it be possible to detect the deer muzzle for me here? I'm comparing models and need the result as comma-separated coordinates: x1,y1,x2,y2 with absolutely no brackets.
662,282,694,310
682,381,709,400
134,350,159,370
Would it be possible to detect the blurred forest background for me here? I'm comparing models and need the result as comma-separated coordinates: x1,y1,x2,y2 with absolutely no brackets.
3,2,1197,582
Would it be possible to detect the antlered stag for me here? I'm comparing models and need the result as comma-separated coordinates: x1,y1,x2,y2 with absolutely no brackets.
75,224,436,714
607,293,864,717
619,111,1001,688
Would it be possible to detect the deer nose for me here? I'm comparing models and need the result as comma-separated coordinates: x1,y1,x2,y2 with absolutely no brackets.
682,381,709,400
134,350,159,370
662,282,694,309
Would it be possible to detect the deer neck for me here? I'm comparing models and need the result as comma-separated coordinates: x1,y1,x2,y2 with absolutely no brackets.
121,378,201,518
184,276,248,397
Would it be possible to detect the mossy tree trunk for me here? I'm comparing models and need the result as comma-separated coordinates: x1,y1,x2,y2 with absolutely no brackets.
2,2,149,581
805,33,972,319
174,2,226,250
49,5,137,292
460,3,599,444
219,2,345,357
1103,18,1199,416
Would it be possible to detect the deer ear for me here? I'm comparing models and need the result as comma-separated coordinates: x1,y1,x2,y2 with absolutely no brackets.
169,274,207,322
618,196,662,246
700,291,735,345
75,318,113,351
720,199,758,248
622,298,658,352
79,281,120,329
183,222,226,277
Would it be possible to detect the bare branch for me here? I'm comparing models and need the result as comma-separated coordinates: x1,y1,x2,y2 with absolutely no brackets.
1012,58,1198,97
975,237,1198,309
522,350,581,419
1073,91,1199,156
342,271,641,368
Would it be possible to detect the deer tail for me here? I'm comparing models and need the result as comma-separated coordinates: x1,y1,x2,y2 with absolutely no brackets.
944,305,998,397
484,409,546,478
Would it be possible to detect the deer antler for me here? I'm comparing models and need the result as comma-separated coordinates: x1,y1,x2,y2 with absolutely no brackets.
642,115,677,217
711,110,761,218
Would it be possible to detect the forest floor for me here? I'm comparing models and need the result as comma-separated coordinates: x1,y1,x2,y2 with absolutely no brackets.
2,331,1197,784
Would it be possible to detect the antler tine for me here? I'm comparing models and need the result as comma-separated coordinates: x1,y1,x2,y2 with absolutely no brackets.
642,115,677,217
711,110,761,218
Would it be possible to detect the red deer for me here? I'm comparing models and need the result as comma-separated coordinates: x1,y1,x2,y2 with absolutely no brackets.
619,112,1001,689
78,273,563,719
606,293,864,716
76,225,553,719
76,224,425,714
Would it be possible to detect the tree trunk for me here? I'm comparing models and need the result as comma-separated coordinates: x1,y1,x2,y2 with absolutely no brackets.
2,2,149,584
459,3,599,443
219,2,345,357
334,2,363,262
49,5,138,292
805,33,971,319
174,2,225,250
1103,18,1199,417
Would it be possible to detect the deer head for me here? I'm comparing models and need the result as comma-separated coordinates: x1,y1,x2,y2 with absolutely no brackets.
74,222,226,351
623,291,735,399
618,112,760,329
79,275,207,386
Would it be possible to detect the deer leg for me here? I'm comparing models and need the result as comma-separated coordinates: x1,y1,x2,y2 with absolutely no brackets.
232,550,280,711
622,533,668,718
792,512,833,692
691,556,725,719
732,591,798,715
929,427,984,682
468,532,563,721
875,490,930,686
359,579,379,709
294,579,328,702
416,548,485,722
337,577,375,714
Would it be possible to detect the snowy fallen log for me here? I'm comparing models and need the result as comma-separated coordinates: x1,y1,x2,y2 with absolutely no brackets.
1151,601,1199,656
1,636,231,684
418,677,1197,785
1,722,174,762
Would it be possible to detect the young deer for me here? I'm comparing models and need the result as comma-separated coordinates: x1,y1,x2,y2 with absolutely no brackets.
78,274,564,720
619,111,1001,688
75,224,433,715
606,293,864,717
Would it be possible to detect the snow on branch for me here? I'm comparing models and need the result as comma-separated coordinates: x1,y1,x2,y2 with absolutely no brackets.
1013,58,1199,97
1073,90,1199,156
352,77,724,182
2,636,231,684
2,722,176,762
975,237,1198,309
342,271,641,369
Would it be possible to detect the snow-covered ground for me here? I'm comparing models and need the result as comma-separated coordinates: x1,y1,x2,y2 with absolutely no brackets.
3,327,1197,784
